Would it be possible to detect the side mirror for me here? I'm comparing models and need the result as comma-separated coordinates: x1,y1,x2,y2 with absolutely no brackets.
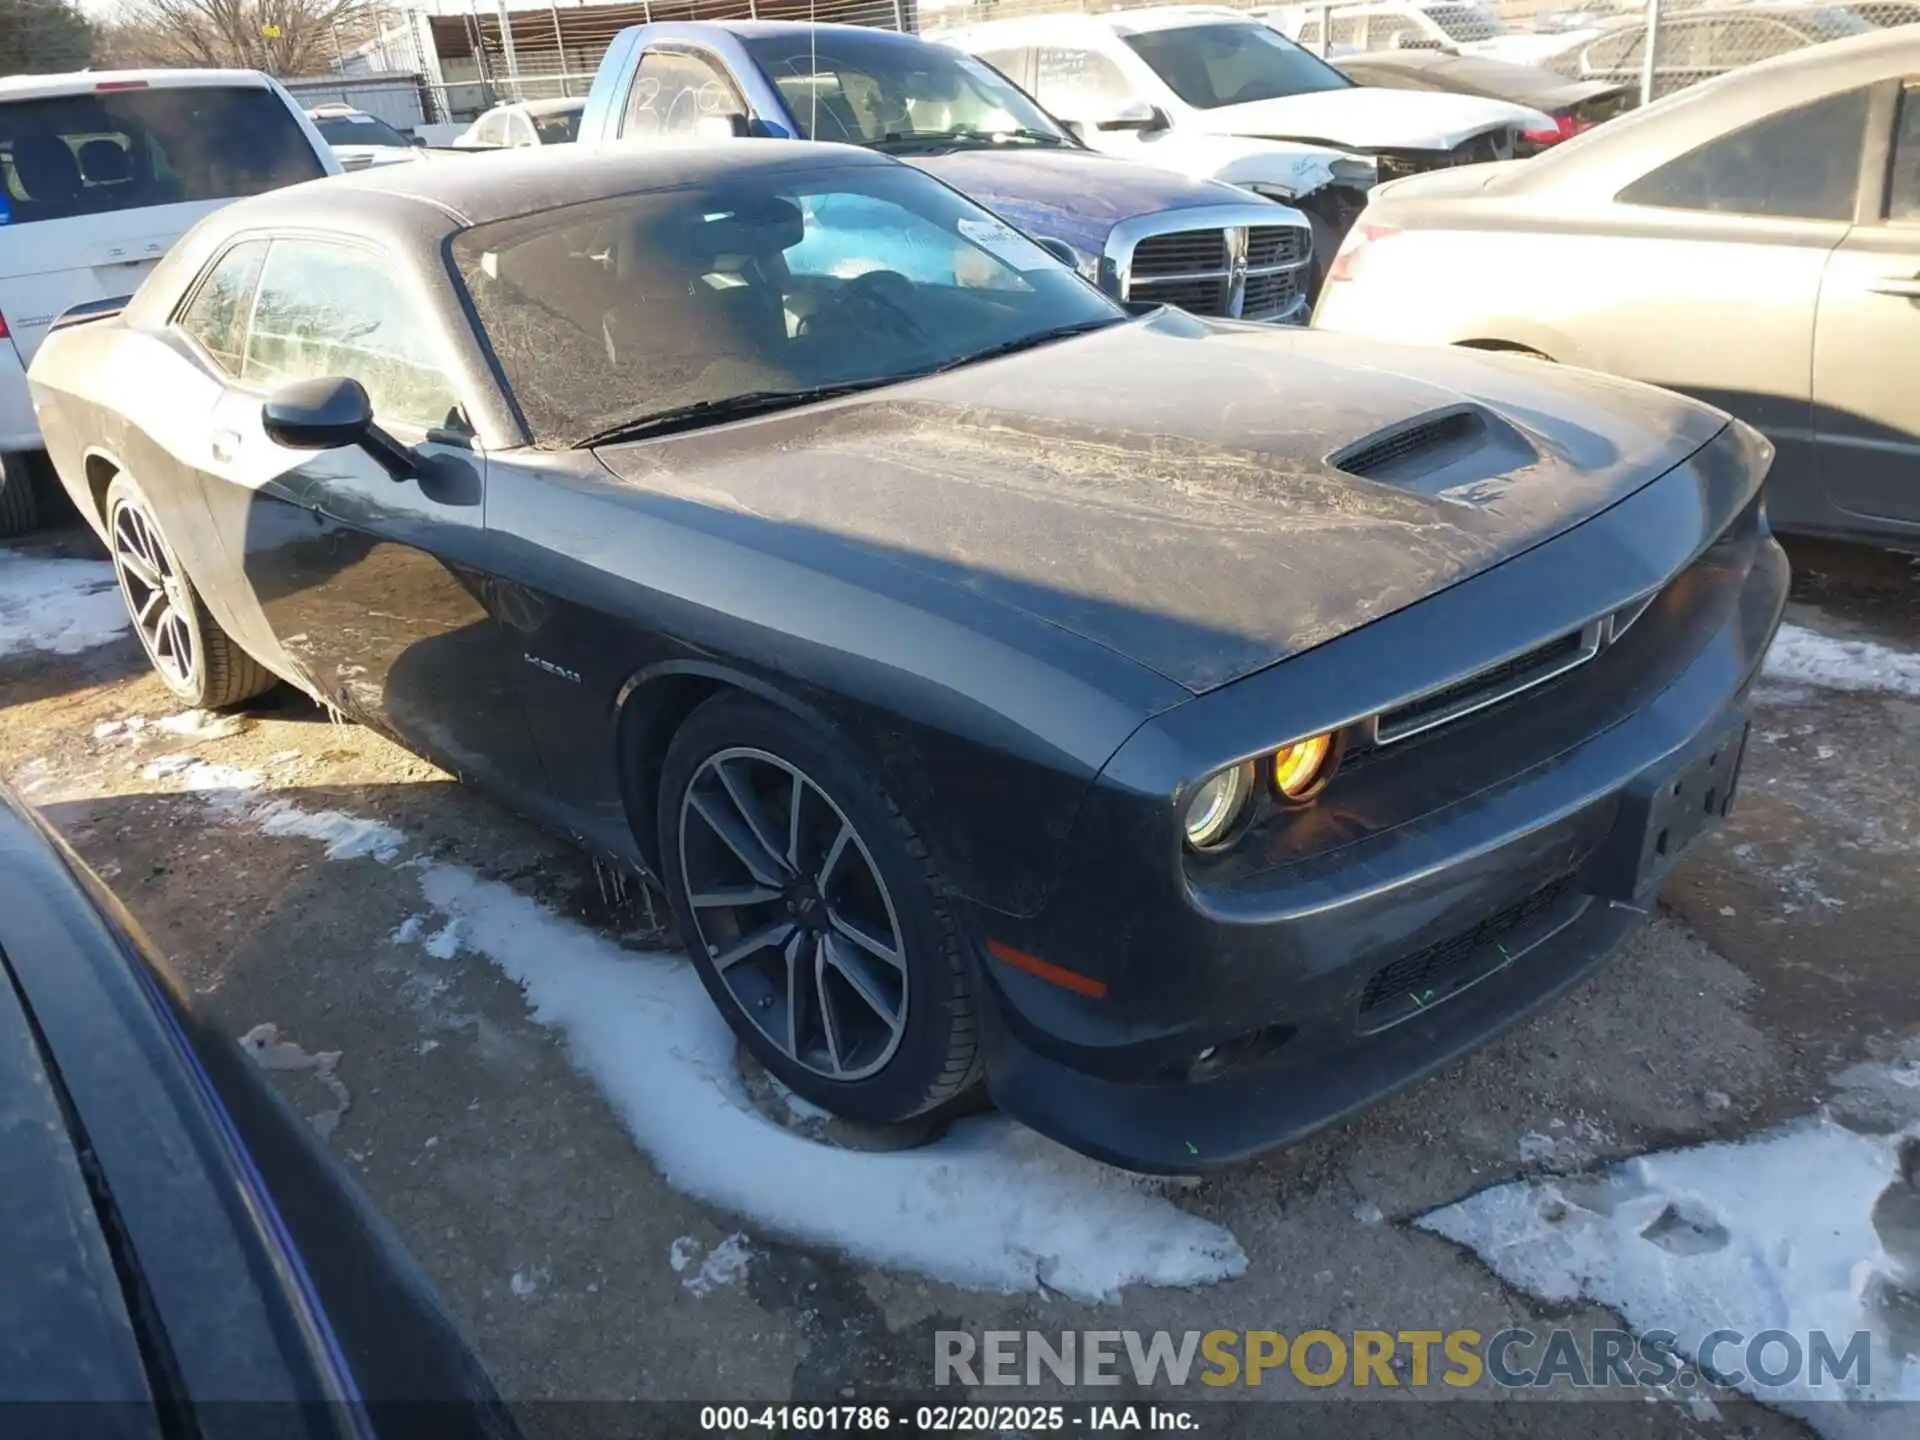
407,132,428,146
694,113,755,141
1035,236,1079,268
1061,117,1087,141
262,375,372,450
262,376,415,480
1094,99,1169,132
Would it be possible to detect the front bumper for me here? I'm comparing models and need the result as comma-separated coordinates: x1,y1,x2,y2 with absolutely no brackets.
968,441,1788,1174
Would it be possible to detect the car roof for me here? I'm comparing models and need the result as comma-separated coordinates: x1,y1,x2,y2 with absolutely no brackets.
940,7,1260,41
0,68,278,101
518,96,586,115
221,138,893,230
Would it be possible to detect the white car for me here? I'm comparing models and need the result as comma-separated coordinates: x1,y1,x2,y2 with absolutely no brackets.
937,8,1552,190
450,97,585,150
0,69,339,534
304,103,428,170
1260,1,1511,55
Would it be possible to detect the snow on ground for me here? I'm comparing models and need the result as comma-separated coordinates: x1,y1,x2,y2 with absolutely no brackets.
1420,1056,1920,1440
0,552,127,659
159,776,1245,1303
1765,624,1920,701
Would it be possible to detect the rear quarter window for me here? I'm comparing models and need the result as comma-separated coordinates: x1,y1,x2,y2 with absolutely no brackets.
0,85,323,228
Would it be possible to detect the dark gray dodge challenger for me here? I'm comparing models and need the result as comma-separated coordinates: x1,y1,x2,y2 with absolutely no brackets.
28,141,1787,1173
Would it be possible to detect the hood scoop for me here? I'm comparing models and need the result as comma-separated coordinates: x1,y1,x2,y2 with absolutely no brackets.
1328,403,1535,497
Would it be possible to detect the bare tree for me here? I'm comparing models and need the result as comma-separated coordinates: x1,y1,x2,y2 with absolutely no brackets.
114,0,376,77
0,0,96,74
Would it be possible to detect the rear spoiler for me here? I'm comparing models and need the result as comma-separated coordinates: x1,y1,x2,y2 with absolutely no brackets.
49,295,133,334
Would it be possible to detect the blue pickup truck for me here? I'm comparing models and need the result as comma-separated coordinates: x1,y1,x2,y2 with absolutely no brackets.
578,21,1318,324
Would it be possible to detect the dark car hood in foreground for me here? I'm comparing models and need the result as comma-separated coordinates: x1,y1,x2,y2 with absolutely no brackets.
595,311,1730,693
906,146,1272,256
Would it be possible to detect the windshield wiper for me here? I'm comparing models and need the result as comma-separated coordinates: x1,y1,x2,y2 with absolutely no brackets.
864,127,1065,152
574,381,891,448
928,319,1122,375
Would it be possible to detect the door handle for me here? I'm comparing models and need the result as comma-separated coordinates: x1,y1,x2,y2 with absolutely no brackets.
1865,276,1920,298
211,429,239,463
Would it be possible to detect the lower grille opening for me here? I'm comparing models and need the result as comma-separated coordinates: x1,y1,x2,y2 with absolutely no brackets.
1357,875,1580,1033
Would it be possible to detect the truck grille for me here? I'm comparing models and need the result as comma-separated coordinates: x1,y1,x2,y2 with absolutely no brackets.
1114,215,1313,324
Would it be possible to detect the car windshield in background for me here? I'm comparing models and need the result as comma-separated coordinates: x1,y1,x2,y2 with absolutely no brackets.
532,105,583,143
742,32,1073,147
314,113,412,148
0,85,325,227
453,162,1122,448
1124,22,1353,109
1423,4,1504,42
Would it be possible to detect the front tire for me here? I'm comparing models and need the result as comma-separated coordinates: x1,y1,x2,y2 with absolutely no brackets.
658,693,982,1124
105,473,275,709
0,452,37,537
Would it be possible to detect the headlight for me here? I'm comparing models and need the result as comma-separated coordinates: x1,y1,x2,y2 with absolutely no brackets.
1330,156,1380,189
1272,732,1337,802
1183,761,1255,850
1247,181,1302,203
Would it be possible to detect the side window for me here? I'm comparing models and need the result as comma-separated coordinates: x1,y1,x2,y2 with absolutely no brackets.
510,113,538,147
1891,84,1920,221
1617,87,1869,221
622,50,746,140
177,239,269,376
473,112,506,146
1033,47,1137,118
243,240,461,431
1296,20,1322,46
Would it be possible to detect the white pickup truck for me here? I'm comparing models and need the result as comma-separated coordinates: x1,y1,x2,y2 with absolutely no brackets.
0,69,339,534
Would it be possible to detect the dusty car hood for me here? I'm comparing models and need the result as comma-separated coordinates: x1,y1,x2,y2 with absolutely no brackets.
593,311,1729,693
907,147,1270,257
1191,87,1551,152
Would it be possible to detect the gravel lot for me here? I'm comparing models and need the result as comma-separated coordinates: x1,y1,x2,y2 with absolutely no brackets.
4,521,1917,1439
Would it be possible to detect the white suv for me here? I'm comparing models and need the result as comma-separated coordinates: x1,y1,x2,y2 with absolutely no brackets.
0,69,338,534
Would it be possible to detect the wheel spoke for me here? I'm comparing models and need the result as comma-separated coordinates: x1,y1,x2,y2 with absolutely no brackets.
784,927,806,1059
119,547,162,591
688,883,782,910
707,918,795,971
827,907,903,972
688,789,785,888
134,589,164,628
816,822,852,892
824,932,902,1033
149,602,176,657
715,759,791,881
786,769,806,872
814,933,845,1074
168,613,193,674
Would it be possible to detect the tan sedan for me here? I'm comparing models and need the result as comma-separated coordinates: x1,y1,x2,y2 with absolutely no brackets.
1313,26,1920,548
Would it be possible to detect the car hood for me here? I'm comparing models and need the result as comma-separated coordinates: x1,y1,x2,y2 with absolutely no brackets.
1190,87,1551,152
907,146,1266,255
592,311,1729,694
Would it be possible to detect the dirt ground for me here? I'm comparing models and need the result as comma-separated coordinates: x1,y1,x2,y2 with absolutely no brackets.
4,521,1917,1439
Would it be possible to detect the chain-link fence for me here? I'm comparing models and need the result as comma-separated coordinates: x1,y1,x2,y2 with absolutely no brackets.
309,0,1919,126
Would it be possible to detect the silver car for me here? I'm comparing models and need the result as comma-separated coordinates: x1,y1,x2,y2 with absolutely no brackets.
1313,25,1920,548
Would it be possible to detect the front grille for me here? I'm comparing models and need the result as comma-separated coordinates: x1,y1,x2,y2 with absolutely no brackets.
1241,269,1302,320
1358,874,1577,1027
1132,229,1228,277
1131,276,1228,312
1116,217,1313,322
1376,627,1592,745
1246,225,1309,269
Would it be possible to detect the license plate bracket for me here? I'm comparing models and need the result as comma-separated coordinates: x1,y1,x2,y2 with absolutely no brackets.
1595,717,1750,903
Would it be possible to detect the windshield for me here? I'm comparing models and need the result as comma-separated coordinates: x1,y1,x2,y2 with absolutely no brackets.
453,162,1121,448
532,105,583,143
742,32,1073,147
1423,5,1504,41
1123,22,1352,109
314,113,412,148
0,86,324,228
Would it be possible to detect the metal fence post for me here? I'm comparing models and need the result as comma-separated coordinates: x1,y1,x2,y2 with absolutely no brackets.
1640,0,1662,109
496,0,521,102
551,4,569,96
1317,3,1331,57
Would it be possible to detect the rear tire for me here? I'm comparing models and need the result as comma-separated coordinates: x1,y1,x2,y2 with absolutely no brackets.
658,692,983,1125
0,453,38,537
105,472,275,709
